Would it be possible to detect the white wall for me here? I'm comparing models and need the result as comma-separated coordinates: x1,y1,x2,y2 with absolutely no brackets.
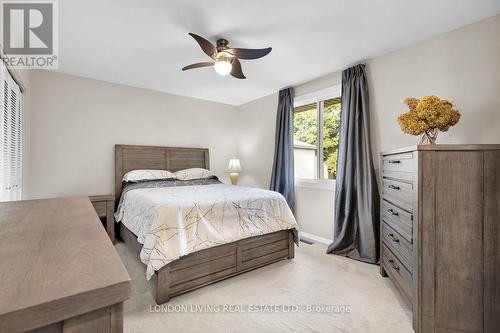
367,14,500,167
235,93,278,189
25,70,239,199
295,186,334,242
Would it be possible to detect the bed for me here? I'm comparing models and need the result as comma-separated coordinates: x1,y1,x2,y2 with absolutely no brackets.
114,144,298,304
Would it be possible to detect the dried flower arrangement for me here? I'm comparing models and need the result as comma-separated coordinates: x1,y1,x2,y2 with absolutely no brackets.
397,95,461,144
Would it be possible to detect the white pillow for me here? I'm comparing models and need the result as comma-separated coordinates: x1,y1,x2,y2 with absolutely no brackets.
123,169,174,182
174,168,213,181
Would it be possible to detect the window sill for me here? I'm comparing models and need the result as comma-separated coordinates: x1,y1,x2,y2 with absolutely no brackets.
295,178,336,191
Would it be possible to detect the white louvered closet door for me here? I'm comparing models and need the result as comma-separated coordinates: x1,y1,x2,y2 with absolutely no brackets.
0,62,22,201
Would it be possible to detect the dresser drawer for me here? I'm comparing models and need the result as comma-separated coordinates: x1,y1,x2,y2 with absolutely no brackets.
92,201,107,217
382,151,414,173
381,170,414,184
382,222,413,271
381,200,413,243
381,178,414,213
382,244,413,305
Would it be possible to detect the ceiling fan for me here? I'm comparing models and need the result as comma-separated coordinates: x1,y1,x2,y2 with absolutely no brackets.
182,33,272,79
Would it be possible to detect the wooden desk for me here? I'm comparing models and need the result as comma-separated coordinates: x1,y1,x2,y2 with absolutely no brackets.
0,197,131,332
89,195,115,243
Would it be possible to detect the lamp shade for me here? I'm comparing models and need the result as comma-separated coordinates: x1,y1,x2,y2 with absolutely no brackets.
226,158,242,173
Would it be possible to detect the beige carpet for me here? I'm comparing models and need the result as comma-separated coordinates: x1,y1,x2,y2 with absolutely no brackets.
115,241,413,333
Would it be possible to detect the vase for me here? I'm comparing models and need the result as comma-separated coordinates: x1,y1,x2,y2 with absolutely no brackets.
420,128,439,145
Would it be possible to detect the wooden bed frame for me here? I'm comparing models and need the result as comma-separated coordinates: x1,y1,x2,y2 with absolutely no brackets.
115,144,295,304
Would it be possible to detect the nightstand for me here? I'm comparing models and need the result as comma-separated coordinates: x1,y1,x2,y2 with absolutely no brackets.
89,195,115,243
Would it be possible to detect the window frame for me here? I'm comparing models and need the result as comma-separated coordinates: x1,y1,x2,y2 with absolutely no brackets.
293,85,341,189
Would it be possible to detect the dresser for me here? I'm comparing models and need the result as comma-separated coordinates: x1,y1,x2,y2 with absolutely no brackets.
380,145,500,333
0,197,131,332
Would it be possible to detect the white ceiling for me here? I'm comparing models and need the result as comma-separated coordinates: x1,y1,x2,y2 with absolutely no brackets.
56,0,500,105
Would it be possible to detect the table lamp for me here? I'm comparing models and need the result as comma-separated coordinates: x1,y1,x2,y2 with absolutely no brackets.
226,158,242,185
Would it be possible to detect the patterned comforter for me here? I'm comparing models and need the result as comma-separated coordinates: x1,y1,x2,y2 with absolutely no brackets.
115,177,298,279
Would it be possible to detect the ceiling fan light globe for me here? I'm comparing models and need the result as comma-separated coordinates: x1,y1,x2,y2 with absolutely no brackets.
214,60,232,76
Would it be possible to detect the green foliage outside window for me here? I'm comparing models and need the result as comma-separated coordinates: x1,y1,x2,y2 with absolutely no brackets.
293,99,341,178
322,101,341,178
294,106,317,145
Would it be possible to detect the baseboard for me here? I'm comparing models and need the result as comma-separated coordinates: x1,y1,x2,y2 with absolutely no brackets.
299,232,332,245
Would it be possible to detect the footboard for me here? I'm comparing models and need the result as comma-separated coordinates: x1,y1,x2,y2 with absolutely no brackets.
155,229,295,304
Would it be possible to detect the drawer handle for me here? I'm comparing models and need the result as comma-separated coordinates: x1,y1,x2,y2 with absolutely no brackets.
388,233,400,243
387,259,399,270
387,208,399,216
388,185,400,190
388,160,401,164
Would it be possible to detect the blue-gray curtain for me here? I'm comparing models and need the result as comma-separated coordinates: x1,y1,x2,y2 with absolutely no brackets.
270,88,295,212
327,64,380,263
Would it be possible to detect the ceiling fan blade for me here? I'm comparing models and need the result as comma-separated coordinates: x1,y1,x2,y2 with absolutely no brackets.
227,47,272,60
182,62,215,71
230,59,246,79
188,33,217,59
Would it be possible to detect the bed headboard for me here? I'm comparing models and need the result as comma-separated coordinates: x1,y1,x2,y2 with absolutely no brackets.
114,144,210,199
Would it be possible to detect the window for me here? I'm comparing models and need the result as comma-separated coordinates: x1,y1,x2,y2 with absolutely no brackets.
293,87,341,181
293,102,318,179
0,62,22,201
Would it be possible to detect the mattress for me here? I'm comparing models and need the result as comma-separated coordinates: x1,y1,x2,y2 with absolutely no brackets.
115,177,298,279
